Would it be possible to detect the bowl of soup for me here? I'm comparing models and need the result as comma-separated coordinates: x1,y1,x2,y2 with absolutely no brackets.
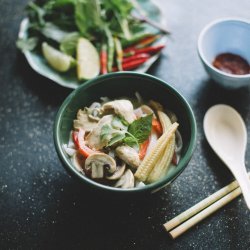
54,72,197,193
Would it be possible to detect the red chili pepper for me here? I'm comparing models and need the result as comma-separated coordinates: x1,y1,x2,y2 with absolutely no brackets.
125,45,165,55
113,57,149,71
72,129,94,158
172,152,178,165
139,136,151,160
100,44,108,74
152,118,163,135
124,34,161,52
122,53,150,63
72,131,79,146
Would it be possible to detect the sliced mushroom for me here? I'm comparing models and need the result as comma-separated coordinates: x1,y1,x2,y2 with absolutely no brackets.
114,169,134,189
87,102,102,121
85,115,113,150
89,102,101,109
73,109,98,132
85,153,116,179
102,100,136,123
106,162,126,180
115,145,141,169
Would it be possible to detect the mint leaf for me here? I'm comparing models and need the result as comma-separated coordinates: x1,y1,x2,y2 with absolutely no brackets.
127,114,153,143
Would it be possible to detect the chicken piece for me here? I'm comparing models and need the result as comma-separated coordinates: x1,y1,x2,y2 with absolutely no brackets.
85,115,113,150
115,145,140,169
102,100,136,124
73,109,98,132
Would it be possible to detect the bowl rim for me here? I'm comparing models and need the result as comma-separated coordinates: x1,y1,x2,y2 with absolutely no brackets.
197,17,250,79
54,72,197,193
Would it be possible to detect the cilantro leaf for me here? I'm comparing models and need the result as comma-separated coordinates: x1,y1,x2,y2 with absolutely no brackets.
100,121,126,147
100,124,112,144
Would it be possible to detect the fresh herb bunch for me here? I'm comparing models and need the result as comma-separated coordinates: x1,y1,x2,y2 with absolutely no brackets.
17,0,167,81
17,0,143,52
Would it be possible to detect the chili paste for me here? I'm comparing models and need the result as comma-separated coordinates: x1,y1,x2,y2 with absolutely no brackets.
213,53,250,75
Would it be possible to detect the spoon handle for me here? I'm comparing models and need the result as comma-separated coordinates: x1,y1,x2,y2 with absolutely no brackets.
231,164,250,209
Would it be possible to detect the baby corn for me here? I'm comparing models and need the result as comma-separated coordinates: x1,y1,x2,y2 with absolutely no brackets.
146,135,175,183
157,110,172,132
134,122,179,182
146,111,176,183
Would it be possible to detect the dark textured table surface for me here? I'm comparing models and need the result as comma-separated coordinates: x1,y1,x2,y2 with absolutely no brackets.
1,0,250,249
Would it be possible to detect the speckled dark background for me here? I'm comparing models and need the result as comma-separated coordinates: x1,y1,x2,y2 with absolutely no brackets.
1,0,250,249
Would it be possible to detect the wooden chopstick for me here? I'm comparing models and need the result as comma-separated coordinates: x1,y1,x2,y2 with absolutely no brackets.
168,187,241,239
164,173,250,239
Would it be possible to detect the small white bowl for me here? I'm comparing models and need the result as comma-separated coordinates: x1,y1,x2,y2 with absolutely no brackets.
198,18,250,88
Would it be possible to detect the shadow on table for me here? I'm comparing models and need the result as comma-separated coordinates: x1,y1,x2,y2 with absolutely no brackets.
14,52,72,107
194,78,250,119
38,178,175,249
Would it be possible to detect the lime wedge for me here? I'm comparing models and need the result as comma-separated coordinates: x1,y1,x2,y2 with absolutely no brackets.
42,42,75,72
77,38,100,80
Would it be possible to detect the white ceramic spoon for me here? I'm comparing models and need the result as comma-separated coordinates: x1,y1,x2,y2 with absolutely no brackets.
204,104,250,209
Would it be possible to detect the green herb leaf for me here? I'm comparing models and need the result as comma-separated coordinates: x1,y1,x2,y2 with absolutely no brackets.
100,124,112,144
108,133,126,146
28,2,46,26
41,22,69,42
127,114,153,143
75,0,103,37
60,32,80,56
16,37,38,51
100,116,129,147
111,116,128,130
123,134,138,148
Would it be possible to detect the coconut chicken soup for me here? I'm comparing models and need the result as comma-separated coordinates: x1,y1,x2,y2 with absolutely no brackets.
63,95,182,189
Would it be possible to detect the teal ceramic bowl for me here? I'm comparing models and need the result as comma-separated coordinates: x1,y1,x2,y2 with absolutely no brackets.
54,72,197,194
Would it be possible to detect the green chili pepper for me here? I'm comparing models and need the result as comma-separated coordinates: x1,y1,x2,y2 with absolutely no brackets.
104,26,115,72
121,33,154,48
114,37,123,71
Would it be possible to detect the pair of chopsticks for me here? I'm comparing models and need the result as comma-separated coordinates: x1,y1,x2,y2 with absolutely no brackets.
163,173,250,239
